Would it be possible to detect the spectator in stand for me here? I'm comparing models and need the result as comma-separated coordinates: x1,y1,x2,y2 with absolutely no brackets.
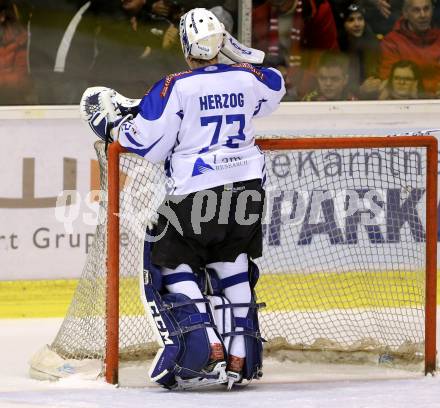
149,0,181,19
25,0,188,104
147,2,235,53
379,0,440,97
337,1,382,98
0,0,32,104
303,51,358,100
89,0,186,98
378,59,423,98
149,1,228,19
253,0,339,100
361,0,403,35
434,0,440,27
361,0,440,35
147,0,183,51
146,2,236,55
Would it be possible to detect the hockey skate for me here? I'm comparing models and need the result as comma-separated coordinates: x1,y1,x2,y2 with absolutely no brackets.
175,361,228,390
174,344,228,390
226,355,245,390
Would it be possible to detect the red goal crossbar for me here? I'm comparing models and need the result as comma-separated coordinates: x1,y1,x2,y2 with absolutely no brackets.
106,136,438,384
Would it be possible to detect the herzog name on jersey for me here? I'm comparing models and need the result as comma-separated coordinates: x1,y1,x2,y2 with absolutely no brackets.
118,63,286,195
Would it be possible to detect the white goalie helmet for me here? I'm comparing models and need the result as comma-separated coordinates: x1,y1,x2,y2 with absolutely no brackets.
179,8,225,60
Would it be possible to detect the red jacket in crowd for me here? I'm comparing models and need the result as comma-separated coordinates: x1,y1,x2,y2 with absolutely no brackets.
379,18,440,95
252,0,338,58
252,0,338,98
0,25,28,87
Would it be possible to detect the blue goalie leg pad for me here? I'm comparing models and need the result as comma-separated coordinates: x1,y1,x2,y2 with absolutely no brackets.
142,281,217,387
242,260,264,380
143,285,183,387
165,293,213,379
142,234,227,389
213,260,265,382
215,301,265,381
241,306,265,380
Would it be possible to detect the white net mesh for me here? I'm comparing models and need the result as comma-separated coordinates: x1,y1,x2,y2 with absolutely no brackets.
50,139,428,370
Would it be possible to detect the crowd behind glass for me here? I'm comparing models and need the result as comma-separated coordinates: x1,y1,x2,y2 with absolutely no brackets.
1,0,439,104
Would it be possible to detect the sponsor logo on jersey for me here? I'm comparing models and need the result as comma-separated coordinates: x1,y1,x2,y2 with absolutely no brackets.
121,121,138,137
191,158,214,176
204,66,218,72
160,70,192,98
214,158,248,171
253,98,268,116
232,63,264,81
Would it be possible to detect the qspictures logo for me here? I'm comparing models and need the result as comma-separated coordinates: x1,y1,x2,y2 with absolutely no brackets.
2,151,439,255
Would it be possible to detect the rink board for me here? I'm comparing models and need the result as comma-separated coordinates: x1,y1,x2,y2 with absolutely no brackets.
0,270,428,318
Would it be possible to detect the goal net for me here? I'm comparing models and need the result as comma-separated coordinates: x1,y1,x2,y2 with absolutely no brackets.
30,136,437,382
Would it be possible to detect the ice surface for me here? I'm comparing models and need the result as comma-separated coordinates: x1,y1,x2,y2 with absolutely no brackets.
1,317,440,408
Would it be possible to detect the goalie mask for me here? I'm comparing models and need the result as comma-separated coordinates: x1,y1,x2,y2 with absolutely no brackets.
179,8,225,60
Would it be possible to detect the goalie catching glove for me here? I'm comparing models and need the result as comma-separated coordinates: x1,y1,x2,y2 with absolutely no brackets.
79,86,140,143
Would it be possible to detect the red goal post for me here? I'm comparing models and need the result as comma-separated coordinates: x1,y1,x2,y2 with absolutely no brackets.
106,135,438,384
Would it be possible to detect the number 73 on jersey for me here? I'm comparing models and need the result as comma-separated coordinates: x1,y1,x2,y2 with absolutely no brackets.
198,114,246,153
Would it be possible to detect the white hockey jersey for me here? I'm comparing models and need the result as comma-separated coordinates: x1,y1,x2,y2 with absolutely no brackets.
118,63,285,195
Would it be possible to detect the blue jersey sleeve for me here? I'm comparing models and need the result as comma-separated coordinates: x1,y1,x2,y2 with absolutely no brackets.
117,77,183,163
251,67,285,118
